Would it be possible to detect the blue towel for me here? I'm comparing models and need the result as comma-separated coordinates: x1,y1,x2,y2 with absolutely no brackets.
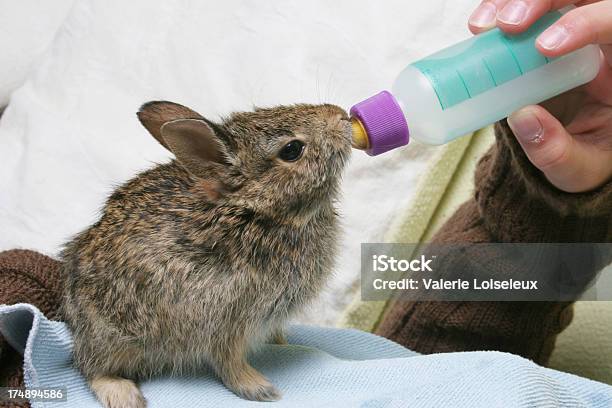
1,303,611,408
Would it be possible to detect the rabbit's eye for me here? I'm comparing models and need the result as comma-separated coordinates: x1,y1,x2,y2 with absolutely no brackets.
278,140,305,162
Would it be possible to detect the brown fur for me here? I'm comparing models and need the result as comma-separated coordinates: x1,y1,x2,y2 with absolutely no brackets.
60,101,351,407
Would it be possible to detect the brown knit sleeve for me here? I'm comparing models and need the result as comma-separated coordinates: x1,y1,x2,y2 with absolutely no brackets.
0,249,62,405
376,120,612,365
478,120,612,240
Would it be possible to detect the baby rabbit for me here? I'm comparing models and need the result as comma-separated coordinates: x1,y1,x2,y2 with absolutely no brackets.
60,101,352,408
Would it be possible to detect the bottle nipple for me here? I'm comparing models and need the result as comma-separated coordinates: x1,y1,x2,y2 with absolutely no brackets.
351,118,369,150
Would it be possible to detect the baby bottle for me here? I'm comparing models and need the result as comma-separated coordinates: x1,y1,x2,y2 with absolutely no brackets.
350,10,600,155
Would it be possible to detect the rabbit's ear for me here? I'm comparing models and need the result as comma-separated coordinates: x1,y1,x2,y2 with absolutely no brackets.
160,119,229,178
137,101,203,150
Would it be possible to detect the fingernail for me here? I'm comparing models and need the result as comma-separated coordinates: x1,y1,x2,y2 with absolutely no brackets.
537,25,569,50
498,0,528,25
469,2,497,28
508,111,544,143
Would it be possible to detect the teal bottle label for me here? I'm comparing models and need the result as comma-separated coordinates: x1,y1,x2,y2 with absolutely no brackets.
412,11,561,110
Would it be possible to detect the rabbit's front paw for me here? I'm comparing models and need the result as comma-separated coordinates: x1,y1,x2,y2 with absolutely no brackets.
89,375,146,408
230,377,281,402
222,363,282,401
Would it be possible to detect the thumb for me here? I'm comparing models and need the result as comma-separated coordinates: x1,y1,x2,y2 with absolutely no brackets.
507,105,606,193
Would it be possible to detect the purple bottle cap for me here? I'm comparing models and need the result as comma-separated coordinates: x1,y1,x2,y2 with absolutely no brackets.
349,90,409,156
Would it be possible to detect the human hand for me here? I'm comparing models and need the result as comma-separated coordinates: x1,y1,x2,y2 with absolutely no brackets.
468,0,612,193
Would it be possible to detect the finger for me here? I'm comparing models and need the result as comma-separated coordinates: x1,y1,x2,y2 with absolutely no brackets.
494,0,579,34
468,0,511,34
507,105,612,192
602,44,612,67
536,1,612,57
584,53,612,105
